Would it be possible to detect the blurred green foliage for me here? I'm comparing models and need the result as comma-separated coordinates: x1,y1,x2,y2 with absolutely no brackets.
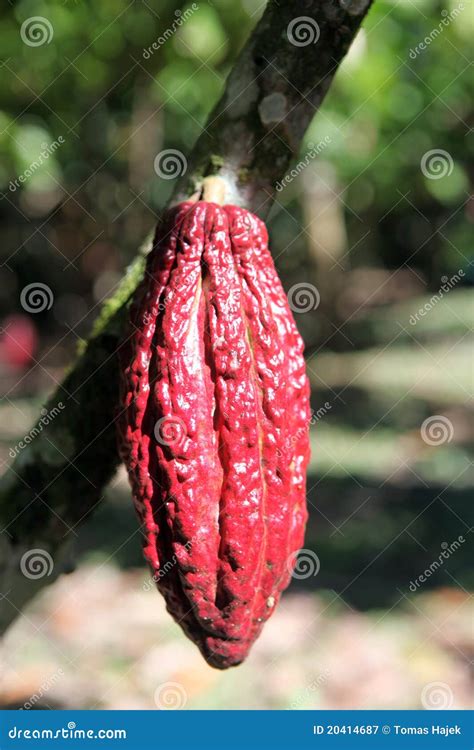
0,0,472,271
0,0,472,606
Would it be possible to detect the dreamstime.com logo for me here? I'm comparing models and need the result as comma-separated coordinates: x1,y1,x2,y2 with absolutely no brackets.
277,403,331,459
287,16,320,47
409,270,465,325
420,415,454,446
20,549,54,580
142,4,198,58
409,536,465,592
290,669,331,709
154,681,188,710
8,724,127,740
153,149,187,179
143,540,192,591
154,415,186,448
287,548,320,579
409,4,464,59
276,137,332,191
20,282,54,313
420,149,454,180
9,402,65,458
143,302,166,326
287,282,320,313
22,669,65,710
9,137,65,192
20,16,54,46
421,681,454,710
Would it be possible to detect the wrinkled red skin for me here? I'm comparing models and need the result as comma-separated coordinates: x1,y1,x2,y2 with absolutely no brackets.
118,201,310,669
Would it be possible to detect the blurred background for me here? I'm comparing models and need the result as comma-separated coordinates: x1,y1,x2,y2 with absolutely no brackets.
0,0,472,710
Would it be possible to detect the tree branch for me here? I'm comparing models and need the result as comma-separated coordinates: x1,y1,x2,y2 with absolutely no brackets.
174,0,372,214
0,0,372,632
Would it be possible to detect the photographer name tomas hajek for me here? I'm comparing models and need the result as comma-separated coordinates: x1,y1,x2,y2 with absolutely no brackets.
409,269,465,326
392,725,461,736
9,402,66,459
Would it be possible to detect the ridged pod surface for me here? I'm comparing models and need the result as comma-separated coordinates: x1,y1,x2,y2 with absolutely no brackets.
118,201,310,668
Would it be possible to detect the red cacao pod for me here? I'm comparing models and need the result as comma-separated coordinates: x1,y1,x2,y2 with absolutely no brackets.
118,200,310,668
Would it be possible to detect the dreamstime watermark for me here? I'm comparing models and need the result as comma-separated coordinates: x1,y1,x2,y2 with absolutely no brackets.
8,726,127,740
409,536,465,592
143,4,199,59
287,282,320,313
143,303,166,326
8,136,65,192
421,415,454,446
420,149,454,179
154,415,186,447
20,548,54,580
287,16,320,47
143,541,192,591
409,4,464,59
311,402,332,423
154,681,188,710
20,282,54,313
290,669,331,709
9,402,65,458
287,548,320,579
154,149,187,179
22,668,65,710
276,137,332,191
20,16,54,47
421,681,454,710
277,404,331,459
409,269,464,325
